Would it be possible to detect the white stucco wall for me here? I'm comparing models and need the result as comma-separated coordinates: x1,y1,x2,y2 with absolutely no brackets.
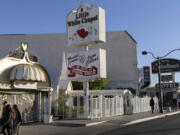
0,31,138,91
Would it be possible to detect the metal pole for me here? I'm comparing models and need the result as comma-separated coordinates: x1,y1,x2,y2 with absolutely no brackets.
172,72,175,83
83,80,89,118
63,99,64,120
83,45,89,118
158,57,163,113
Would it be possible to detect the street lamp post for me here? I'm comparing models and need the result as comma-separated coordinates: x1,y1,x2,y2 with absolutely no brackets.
142,49,180,113
157,57,163,113
142,51,163,113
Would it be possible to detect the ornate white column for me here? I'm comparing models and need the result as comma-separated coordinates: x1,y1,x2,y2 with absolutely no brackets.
55,87,59,116
13,95,17,104
44,91,53,123
43,94,47,115
38,92,42,122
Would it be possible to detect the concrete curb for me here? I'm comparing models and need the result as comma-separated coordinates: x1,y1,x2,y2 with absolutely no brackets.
85,120,108,127
52,111,180,127
87,111,180,127
121,111,180,127
52,120,108,127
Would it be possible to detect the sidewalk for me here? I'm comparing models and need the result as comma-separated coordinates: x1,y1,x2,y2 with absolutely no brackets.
52,109,180,127
19,110,180,135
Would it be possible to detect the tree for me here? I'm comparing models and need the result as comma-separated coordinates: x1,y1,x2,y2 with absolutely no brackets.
89,78,109,90
72,81,83,90
72,78,109,90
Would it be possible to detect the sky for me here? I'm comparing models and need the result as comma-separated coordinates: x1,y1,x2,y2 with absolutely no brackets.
0,0,180,86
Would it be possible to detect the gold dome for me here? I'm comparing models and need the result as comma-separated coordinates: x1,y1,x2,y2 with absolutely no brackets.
9,64,47,82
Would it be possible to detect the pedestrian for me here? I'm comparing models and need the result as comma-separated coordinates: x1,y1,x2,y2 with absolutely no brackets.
2,101,8,119
172,98,177,110
178,98,180,109
0,101,8,133
0,101,8,124
12,104,22,135
1,104,13,135
150,97,155,114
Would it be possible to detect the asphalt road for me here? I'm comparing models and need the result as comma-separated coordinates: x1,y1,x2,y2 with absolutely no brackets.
19,114,180,135
98,114,180,135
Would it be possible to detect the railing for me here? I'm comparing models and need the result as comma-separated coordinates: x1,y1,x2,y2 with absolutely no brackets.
89,95,124,118
131,96,159,113
62,94,159,119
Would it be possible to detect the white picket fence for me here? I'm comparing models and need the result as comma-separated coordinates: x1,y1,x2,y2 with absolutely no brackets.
65,95,159,119
89,95,124,118
131,96,159,113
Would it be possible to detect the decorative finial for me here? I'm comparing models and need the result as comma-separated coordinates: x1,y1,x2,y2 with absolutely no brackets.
21,42,28,52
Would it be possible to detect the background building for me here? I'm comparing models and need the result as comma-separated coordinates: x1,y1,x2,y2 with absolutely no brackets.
0,31,138,94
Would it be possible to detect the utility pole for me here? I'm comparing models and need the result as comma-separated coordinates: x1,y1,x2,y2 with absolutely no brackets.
157,57,163,113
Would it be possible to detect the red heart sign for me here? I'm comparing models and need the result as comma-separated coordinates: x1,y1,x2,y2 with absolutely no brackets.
79,55,86,64
77,28,88,39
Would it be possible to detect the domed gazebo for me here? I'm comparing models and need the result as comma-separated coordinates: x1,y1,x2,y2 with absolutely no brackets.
0,43,53,123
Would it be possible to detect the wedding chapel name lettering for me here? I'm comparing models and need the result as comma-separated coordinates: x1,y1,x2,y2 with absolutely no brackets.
68,54,79,64
68,54,99,65
67,11,98,27
160,64,179,69
86,54,98,66
68,65,98,77
152,59,180,73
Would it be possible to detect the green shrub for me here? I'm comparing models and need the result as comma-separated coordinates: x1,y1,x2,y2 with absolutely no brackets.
72,78,109,90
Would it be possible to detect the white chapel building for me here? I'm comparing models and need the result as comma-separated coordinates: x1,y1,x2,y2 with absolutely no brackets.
0,31,138,94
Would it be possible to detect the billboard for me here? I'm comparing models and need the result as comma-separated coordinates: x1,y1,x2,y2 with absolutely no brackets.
67,48,106,80
152,58,180,73
67,3,106,47
140,66,150,89
143,66,150,82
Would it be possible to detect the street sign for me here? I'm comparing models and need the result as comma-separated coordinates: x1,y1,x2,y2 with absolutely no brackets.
141,66,150,89
155,83,179,89
143,66,150,81
151,59,180,73
161,75,173,82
